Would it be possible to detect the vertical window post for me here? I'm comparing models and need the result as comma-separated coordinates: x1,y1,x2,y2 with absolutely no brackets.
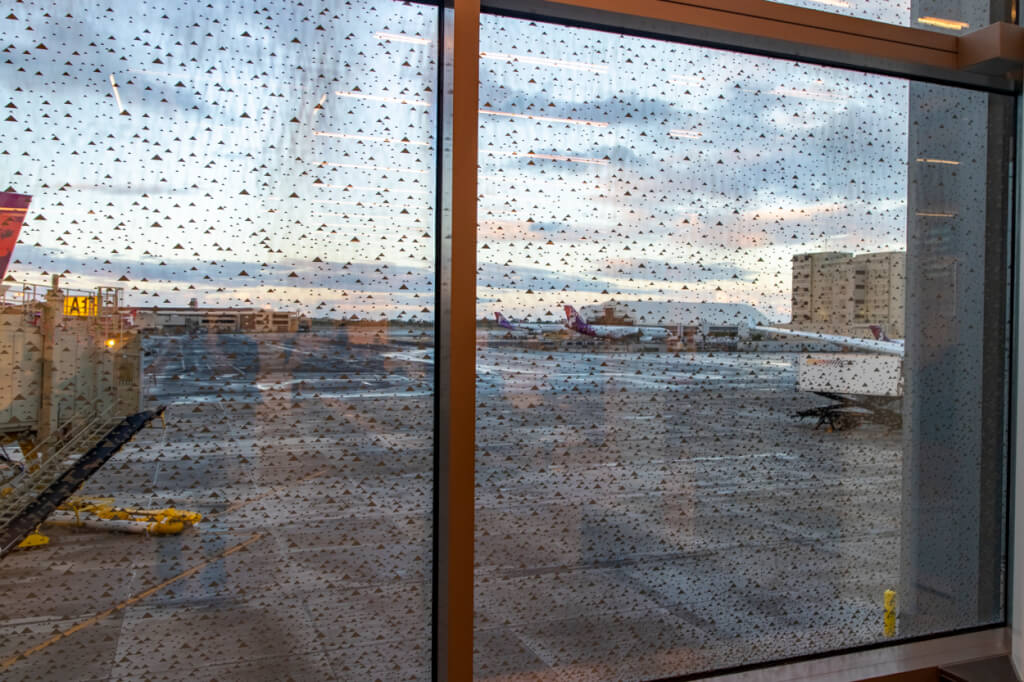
435,0,479,679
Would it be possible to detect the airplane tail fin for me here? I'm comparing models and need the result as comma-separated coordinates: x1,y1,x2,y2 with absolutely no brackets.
564,304,596,334
495,312,515,330
563,305,584,328
869,324,891,342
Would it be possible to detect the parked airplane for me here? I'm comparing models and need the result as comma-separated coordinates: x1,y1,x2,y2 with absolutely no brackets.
494,312,565,336
753,323,903,430
563,305,670,342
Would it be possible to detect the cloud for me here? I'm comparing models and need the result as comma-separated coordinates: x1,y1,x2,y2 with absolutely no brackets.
2,4,914,324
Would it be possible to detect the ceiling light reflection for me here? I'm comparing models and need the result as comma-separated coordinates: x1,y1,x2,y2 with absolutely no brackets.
916,16,969,30
374,32,431,44
312,211,424,218
487,150,609,165
314,131,431,146
311,93,328,121
335,91,431,106
347,214,422,221
315,225,428,233
312,183,429,194
767,87,845,102
479,109,607,127
668,75,703,86
109,74,125,113
738,86,845,101
315,162,429,174
480,51,608,73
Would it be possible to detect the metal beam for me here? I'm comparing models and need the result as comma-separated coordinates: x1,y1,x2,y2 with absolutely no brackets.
693,627,1009,682
958,22,1024,75
433,0,478,679
480,0,1020,93
0,407,166,558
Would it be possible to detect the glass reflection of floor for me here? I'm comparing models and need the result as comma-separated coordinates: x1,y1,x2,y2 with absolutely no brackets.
0,330,434,682
0,332,900,681
474,341,900,680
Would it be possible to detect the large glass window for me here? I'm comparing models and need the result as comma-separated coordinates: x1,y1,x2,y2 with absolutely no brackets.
474,13,1012,680
0,1,436,679
0,1,1016,680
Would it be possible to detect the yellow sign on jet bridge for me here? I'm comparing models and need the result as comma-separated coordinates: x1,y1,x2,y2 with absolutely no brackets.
63,296,98,317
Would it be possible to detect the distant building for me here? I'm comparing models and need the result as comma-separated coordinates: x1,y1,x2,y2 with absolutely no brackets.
791,250,905,338
854,251,906,337
791,251,853,332
134,306,308,334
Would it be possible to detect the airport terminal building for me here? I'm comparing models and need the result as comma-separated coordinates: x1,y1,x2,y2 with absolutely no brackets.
791,250,906,338
134,305,308,334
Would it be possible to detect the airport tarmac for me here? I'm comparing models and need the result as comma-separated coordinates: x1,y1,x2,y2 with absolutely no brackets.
0,330,902,681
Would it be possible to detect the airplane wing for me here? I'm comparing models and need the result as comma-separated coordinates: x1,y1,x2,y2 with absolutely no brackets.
756,326,904,356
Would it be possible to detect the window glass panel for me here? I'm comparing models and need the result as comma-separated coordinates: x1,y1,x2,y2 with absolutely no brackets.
0,1,436,680
474,13,1011,680
769,0,1011,33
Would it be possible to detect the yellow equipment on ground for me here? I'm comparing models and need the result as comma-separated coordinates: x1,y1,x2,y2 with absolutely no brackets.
16,531,49,549
883,589,897,637
47,497,202,536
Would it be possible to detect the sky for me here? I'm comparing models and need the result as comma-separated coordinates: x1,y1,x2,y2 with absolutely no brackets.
1,0,930,322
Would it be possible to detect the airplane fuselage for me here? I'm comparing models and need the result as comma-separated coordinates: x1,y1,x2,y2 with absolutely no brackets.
563,306,669,342
494,312,564,336
574,324,668,341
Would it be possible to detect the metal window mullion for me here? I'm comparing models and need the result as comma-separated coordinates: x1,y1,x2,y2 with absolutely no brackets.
433,0,479,680
1011,13,1024,668
480,0,1019,94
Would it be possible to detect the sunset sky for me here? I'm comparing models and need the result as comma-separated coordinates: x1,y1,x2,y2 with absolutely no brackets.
2,0,922,322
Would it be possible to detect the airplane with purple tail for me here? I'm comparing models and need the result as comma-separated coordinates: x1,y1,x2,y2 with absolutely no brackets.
494,312,565,336
562,305,670,342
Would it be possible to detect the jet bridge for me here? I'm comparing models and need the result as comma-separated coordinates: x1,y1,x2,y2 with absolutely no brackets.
794,353,903,430
0,277,155,554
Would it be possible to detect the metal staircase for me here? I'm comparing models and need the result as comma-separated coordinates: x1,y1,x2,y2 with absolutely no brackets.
0,407,165,557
